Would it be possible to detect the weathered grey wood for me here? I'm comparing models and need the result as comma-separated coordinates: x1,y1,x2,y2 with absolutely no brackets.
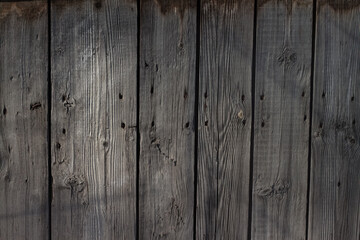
196,0,254,239
308,1,360,239
138,0,196,238
51,0,137,239
0,1,48,239
251,0,313,239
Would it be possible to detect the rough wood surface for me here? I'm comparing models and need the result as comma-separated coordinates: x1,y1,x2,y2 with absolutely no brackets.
251,0,313,239
196,0,254,239
138,0,196,239
51,0,137,239
308,1,360,239
1,0,360,239
0,1,48,239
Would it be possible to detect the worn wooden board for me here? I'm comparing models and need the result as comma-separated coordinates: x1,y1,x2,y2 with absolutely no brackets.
251,0,313,239
0,1,48,239
138,0,197,238
308,1,360,239
51,0,137,239
196,0,254,239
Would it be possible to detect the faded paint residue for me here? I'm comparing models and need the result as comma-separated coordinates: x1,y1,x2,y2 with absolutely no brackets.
257,0,312,14
0,2,47,20
142,0,197,19
142,0,250,22
202,0,245,10
52,0,137,12
52,0,87,11
319,0,360,11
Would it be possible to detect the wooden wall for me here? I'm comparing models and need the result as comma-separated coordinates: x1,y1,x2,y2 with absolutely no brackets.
0,0,359,239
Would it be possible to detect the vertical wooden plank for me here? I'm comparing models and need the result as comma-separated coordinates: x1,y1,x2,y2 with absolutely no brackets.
251,0,313,239
0,1,48,239
138,0,196,238
309,1,360,239
197,0,254,239
51,0,137,239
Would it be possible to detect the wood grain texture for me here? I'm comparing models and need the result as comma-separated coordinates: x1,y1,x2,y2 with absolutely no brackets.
251,0,313,239
196,0,254,239
0,1,48,239
308,2,360,239
51,0,137,239
138,0,196,239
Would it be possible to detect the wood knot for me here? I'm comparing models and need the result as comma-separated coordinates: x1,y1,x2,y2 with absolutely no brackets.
3,170,11,182
169,197,184,227
255,180,290,199
62,95,75,112
278,47,297,68
335,120,348,131
64,174,87,193
345,136,356,144
237,110,244,119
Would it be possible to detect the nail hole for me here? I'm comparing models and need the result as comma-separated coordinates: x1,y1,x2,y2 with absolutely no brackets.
242,119,246,125
62,95,66,102
204,120,208,126
319,122,323,128
241,95,245,101
204,92,208,98
56,142,61,149
304,115,307,121
121,122,126,129
151,121,155,127
103,141,108,147
62,128,66,134
150,86,154,94
352,119,356,125
184,90,188,99
301,91,305,97
94,1,102,8
185,122,189,128
10,76,13,81
351,96,355,101
260,94,264,101
337,181,341,187
322,91,325,98
3,106,7,115
119,93,123,100
261,121,265,127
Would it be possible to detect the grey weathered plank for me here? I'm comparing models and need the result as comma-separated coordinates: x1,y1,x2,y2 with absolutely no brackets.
138,0,196,239
196,0,254,239
308,1,360,239
251,0,313,239
51,0,137,239
0,1,48,239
